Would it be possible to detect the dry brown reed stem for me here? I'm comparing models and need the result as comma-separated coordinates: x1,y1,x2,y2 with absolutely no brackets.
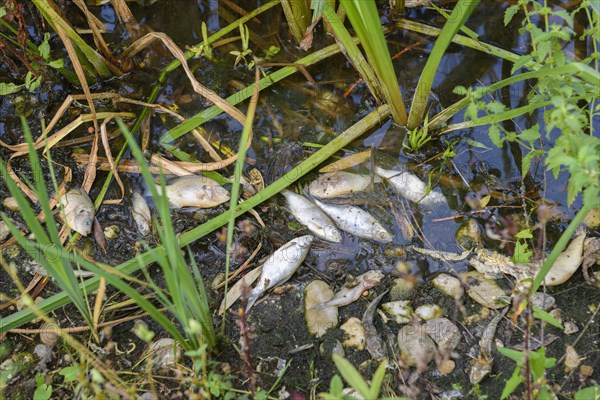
121,32,247,126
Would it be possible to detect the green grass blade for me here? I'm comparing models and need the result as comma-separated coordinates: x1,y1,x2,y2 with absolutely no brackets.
407,0,480,129
281,0,310,43
332,354,372,398
222,69,259,333
0,104,390,333
323,5,383,102
340,0,407,125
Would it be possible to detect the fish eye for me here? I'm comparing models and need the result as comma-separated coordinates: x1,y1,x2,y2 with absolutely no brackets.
85,220,92,226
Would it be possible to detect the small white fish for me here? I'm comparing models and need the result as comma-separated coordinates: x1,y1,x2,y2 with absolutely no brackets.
281,190,342,243
314,200,393,243
312,270,384,310
246,235,314,310
158,175,230,209
59,188,94,236
308,171,379,198
375,167,446,207
132,192,151,236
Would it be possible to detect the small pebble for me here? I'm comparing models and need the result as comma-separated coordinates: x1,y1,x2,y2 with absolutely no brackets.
397,324,436,367
563,321,579,335
530,292,556,311
2,197,19,211
382,301,413,324
415,304,443,321
340,317,366,350
103,225,120,240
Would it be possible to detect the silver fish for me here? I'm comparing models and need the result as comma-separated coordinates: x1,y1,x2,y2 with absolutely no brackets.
362,290,389,362
308,171,379,198
281,190,342,243
246,235,314,311
375,167,446,207
59,188,94,236
158,175,230,209
314,200,393,243
132,192,151,236
312,270,384,310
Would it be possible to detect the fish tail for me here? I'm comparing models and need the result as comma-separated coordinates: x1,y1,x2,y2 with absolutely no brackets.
245,291,259,312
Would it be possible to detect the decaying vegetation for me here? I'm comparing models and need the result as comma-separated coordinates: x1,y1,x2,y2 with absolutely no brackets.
0,0,598,399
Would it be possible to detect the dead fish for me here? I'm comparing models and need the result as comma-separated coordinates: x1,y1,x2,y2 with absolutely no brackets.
470,307,508,384
157,175,230,208
362,290,389,362
132,192,151,236
312,270,384,310
375,167,447,207
314,200,393,243
308,171,379,198
246,235,314,311
59,188,94,236
281,190,342,242
543,231,586,286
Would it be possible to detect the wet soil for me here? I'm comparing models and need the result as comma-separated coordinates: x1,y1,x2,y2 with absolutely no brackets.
1,0,599,399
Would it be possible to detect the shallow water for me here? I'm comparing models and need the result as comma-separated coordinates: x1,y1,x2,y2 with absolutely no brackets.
0,0,598,398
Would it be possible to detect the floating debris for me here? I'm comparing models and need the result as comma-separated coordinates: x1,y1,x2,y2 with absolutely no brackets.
59,188,94,236
312,270,384,310
397,324,436,367
375,167,447,207
307,171,378,198
362,291,388,362
132,192,151,236
246,235,314,311
304,280,338,337
157,175,229,208
340,317,366,350
314,200,393,242
281,190,341,242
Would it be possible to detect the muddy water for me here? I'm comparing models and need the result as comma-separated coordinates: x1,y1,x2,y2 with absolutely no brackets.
1,0,598,398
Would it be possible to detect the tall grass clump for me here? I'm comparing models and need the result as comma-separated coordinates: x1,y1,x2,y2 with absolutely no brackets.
0,117,95,331
338,0,408,125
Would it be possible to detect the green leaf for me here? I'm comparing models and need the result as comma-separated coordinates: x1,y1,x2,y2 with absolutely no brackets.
33,383,52,400
532,307,563,329
0,82,23,95
488,125,503,147
512,240,533,264
59,365,80,383
498,347,525,364
368,359,388,398
332,354,371,398
501,366,524,399
38,33,51,60
515,229,533,239
329,375,344,395
504,5,519,26
574,386,600,400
